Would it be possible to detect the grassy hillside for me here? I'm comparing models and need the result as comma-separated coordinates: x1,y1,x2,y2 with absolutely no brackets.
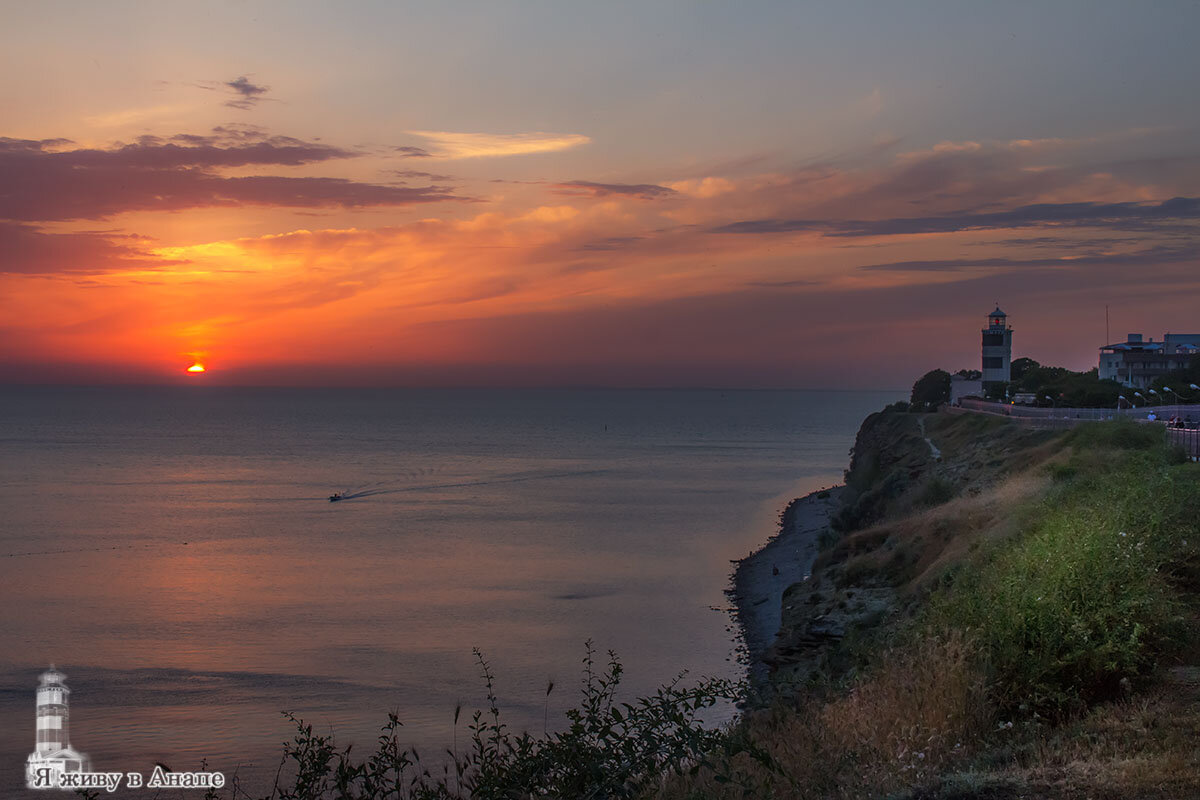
666,412,1200,799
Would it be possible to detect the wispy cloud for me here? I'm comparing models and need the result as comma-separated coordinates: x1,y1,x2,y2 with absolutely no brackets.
552,181,675,199
664,177,736,198
743,278,818,288
391,169,456,182
575,236,644,252
193,76,273,109
405,130,590,159
84,104,196,128
224,75,270,110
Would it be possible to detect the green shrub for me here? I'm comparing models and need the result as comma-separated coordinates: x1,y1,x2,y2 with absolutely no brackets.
194,643,744,800
916,477,956,507
911,370,951,411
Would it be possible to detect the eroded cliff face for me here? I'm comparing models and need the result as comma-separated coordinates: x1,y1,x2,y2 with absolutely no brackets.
833,410,936,533
765,409,1062,691
834,409,1059,533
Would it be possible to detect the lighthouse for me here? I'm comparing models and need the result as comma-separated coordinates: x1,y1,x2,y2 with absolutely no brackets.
982,307,1012,393
26,666,89,789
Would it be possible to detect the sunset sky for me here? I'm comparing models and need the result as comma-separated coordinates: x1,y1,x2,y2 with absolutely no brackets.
3,1,1199,388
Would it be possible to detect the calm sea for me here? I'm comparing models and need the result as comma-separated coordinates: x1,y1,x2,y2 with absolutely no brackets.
0,386,898,793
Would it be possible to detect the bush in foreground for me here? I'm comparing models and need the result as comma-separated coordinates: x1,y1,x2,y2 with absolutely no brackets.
151,643,746,800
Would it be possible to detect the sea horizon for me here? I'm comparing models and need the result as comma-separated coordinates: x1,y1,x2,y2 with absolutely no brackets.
1,382,910,393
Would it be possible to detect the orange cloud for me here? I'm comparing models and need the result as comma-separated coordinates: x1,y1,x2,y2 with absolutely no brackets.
405,130,591,159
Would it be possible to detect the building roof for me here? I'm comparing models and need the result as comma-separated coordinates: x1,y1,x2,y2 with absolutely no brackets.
1100,341,1164,351
989,306,1006,317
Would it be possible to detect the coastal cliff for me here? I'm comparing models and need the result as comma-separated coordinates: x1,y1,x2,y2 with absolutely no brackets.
747,410,1061,692
720,407,1200,799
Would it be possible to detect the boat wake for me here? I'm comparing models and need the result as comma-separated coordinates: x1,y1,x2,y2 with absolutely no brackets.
327,469,606,502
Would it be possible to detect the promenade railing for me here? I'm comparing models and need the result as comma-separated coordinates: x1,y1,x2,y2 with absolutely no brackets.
951,399,1200,457
1168,428,1200,459
957,398,1200,424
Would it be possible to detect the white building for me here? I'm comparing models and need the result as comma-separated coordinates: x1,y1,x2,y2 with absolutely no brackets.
26,667,90,789
950,372,983,404
1099,333,1200,389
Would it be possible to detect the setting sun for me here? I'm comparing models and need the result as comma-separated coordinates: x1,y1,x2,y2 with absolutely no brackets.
186,363,206,373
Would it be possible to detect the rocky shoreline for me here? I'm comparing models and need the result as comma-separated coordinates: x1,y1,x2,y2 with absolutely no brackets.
729,485,845,693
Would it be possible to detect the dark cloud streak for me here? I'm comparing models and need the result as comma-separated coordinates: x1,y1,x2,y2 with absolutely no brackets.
392,169,455,181
712,197,1200,237
0,222,182,275
0,132,465,221
0,135,352,169
553,180,676,199
859,243,1200,272
224,76,270,110
744,278,819,288
394,146,433,158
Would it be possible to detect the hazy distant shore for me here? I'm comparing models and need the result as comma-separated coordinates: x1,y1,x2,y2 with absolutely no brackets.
730,485,844,690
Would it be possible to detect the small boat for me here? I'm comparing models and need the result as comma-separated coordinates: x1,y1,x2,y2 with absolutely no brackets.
329,493,343,502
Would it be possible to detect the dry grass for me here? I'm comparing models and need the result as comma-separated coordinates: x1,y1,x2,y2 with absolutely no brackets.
820,469,1051,595
904,470,1049,589
998,629,1200,800
931,685,1200,800
653,633,990,800
664,637,1200,800
820,631,990,790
